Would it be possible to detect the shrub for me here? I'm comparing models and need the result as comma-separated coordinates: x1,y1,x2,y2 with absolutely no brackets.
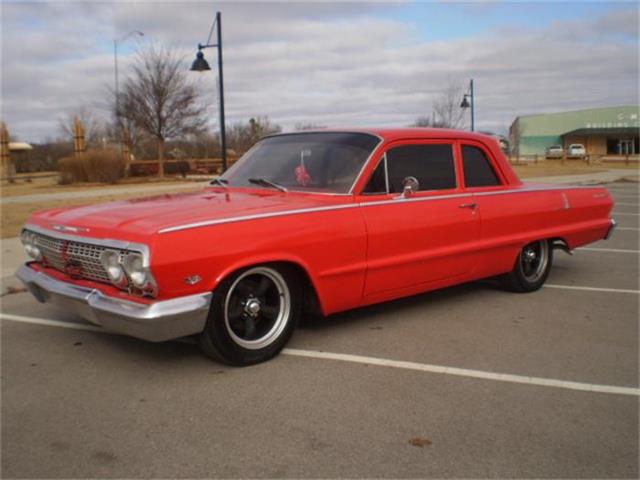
58,149,125,184
58,156,88,184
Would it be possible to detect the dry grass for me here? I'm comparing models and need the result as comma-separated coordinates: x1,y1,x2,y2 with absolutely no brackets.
510,159,638,179
511,164,604,178
0,175,203,198
0,189,201,239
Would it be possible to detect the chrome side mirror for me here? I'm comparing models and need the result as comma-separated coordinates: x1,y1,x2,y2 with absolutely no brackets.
401,176,419,198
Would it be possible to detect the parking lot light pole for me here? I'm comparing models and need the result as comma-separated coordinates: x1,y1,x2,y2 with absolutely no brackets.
114,31,144,126
114,30,144,165
191,11,227,172
460,78,475,132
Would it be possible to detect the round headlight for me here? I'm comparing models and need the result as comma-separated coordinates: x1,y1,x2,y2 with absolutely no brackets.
122,253,146,287
21,230,32,246
21,231,41,260
99,250,125,285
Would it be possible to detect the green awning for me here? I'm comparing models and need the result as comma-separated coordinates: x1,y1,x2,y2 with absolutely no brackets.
562,127,640,137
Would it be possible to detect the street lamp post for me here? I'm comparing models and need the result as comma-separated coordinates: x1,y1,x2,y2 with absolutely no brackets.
191,11,227,172
460,78,475,132
114,31,144,122
114,30,144,160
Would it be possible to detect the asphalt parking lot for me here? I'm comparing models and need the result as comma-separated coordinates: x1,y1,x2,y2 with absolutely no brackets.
1,182,638,478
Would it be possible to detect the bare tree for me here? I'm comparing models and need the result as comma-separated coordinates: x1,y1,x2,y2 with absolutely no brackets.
432,81,466,129
119,46,207,176
227,116,282,154
57,107,103,148
411,115,433,127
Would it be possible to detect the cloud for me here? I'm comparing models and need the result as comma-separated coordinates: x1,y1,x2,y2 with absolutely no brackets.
1,2,638,142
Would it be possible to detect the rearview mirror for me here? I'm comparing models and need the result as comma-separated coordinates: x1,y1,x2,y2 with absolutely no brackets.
401,176,419,197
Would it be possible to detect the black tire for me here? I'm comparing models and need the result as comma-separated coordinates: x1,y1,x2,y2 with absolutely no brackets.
198,264,301,366
501,240,553,293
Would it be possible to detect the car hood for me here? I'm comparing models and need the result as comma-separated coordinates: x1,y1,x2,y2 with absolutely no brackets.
29,187,353,243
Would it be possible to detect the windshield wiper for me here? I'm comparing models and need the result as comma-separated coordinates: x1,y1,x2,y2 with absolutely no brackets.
210,178,229,188
248,178,288,193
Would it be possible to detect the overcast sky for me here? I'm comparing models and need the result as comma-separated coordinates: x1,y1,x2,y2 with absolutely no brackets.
1,1,638,142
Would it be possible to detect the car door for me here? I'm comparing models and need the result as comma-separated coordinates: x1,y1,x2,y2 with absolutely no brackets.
357,140,481,299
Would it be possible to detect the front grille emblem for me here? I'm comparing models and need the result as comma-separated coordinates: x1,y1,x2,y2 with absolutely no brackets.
64,260,84,279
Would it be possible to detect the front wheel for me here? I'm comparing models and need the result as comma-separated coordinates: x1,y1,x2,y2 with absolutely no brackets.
198,264,301,366
501,240,553,293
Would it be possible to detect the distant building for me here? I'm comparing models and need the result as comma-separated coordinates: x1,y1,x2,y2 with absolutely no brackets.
509,106,640,157
8,142,34,173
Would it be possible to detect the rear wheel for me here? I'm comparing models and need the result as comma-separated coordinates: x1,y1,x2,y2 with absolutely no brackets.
501,240,553,293
198,264,301,366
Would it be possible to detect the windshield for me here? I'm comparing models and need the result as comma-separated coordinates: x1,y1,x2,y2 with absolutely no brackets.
221,132,381,194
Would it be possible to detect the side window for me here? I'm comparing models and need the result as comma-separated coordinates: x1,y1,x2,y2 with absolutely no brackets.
386,144,456,193
462,145,501,187
362,157,387,194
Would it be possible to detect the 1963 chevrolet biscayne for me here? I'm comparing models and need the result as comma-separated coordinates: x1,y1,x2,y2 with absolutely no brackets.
17,129,616,365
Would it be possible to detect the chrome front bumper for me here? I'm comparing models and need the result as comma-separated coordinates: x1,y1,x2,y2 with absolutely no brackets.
605,218,617,240
16,264,212,342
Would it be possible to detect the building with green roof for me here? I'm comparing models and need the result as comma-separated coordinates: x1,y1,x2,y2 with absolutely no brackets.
509,106,639,157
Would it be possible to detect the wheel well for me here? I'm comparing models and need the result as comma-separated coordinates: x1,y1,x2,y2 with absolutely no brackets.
549,237,572,255
272,261,323,318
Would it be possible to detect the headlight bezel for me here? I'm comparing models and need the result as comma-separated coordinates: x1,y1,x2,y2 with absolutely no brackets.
99,249,128,289
122,252,147,288
21,229,42,261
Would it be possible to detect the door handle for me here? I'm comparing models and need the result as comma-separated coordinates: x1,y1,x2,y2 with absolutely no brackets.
458,203,477,209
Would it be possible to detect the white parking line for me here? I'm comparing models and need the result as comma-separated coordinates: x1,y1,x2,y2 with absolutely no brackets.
283,349,640,396
544,284,639,294
577,247,639,253
1,312,638,397
0,313,107,333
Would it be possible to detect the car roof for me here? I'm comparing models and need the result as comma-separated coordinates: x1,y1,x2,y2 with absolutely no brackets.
266,127,498,143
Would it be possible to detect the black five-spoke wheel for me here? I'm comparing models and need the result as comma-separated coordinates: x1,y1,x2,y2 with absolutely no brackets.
224,267,291,350
199,264,301,365
501,239,553,292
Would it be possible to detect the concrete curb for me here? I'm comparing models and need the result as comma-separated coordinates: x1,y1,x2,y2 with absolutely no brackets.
524,169,638,185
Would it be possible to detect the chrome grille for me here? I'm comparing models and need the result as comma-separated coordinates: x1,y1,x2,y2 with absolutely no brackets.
32,231,131,284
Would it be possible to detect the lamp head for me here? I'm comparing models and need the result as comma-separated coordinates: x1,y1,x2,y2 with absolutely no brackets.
460,95,471,109
190,50,211,72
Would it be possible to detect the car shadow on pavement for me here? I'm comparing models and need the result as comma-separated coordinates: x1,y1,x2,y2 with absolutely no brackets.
298,280,497,332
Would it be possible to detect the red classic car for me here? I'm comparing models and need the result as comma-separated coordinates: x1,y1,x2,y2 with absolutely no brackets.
17,129,616,365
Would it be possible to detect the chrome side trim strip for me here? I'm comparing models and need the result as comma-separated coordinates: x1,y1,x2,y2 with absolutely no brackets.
359,192,471,208
159,203,358,234
158,185,607,234
24,224,152,267
474,184,598,197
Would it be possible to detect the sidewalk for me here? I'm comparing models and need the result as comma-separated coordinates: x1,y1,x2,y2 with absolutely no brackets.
1,236,26,296
0,181,209,205
525,168,638,184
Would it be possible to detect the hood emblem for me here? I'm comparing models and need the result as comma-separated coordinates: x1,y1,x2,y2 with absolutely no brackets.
53,225,90,233
184,275,202,285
